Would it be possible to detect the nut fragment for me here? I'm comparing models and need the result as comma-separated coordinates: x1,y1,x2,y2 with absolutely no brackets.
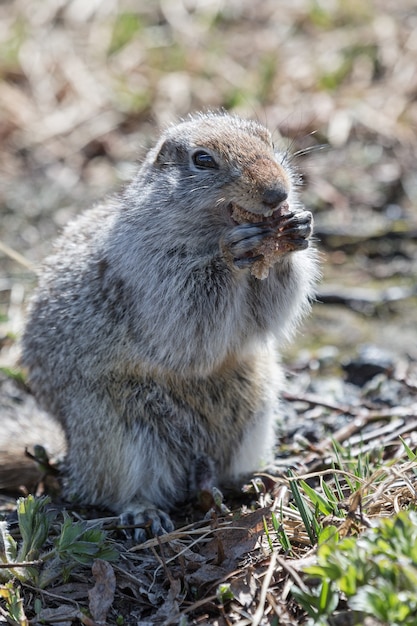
231,202,291,279
251,236,283,279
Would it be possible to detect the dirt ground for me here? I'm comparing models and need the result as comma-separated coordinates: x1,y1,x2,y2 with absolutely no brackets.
1,0,417,624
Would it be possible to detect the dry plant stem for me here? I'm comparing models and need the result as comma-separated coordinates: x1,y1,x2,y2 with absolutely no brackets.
284,392,417,425
129,520,244,552
390,465,417,496
276,554,310,594
151,536,175,585
265,591,281,621
393,374,417,393
286,467,367,485
251,551,277,626
327,407,417,448
282,391,354,415
301,405,417,460
0,240,35,272
24,583,80,606
0,560,42,568
362,461,417,510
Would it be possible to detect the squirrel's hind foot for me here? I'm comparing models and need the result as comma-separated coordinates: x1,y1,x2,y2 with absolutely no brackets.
119,502,174,543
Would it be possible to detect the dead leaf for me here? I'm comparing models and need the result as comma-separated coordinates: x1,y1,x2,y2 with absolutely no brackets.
200,507,268,572
88,559,116,624
153,578,182,621
230,568,258,608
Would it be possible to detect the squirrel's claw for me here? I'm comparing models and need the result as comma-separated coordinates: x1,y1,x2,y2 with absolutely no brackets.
119,505,174,543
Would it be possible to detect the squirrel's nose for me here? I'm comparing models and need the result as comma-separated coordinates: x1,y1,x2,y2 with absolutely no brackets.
262,185,288,209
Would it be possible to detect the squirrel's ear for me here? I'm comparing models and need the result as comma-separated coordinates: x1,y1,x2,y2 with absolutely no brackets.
154,139,170,165
154,139,187,166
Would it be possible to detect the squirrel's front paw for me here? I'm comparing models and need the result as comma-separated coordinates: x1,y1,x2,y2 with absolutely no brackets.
276,210,313,253
223,209,313,279
222,223,274,269
222,210,313,270
119,502,174,543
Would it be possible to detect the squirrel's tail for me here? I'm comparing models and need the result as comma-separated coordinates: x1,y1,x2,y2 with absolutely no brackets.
0,374,65,493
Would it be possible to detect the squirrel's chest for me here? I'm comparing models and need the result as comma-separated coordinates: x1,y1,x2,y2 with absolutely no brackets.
106,359,274,440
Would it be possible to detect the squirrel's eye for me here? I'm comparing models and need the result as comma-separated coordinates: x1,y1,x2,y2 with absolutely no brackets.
192,150,218,169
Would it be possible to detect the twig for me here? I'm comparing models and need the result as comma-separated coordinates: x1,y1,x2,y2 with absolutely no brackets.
129,519,249,553
0,241,35,273
302,405,417,461
282,391,354,415
151,535,175,585
251,551,277,626
276,553,310,594
0,559,42,568
23,584,80,607
392,373,417,393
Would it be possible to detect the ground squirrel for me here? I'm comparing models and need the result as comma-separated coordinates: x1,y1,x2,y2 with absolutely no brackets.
17,112,318,537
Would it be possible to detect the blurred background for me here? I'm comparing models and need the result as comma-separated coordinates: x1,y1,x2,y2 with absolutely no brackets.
1,0,416,367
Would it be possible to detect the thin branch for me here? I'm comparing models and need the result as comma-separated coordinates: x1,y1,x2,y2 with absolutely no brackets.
0,241,35,272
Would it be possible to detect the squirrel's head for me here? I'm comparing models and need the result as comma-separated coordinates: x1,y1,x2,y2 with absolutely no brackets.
147,112,294,224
